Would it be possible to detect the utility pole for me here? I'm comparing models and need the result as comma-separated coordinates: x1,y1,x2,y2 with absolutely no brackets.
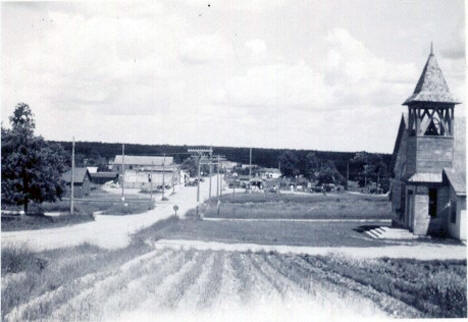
150,161,153,203
188,148,212,217
172,169,176,195
249,147,252,192
216,154,220,198
162,154,166,200
209,148,213,199
197,156,201,210
70,137,75,215
121,143,125,201
346,161,349,191
220,163,223,194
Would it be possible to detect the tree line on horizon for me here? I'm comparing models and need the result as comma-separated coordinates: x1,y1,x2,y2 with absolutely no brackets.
49,139,392,190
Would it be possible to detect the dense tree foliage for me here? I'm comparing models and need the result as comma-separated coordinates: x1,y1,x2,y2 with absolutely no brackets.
48,141,391,189
1,103,67,213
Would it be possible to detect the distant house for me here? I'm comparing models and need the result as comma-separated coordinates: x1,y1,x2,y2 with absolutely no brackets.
86,166,98,174
61,168,92,198
390,46,466,240
110,155,179,189
260,168,282,179
221,161,237,171
89,172,119,185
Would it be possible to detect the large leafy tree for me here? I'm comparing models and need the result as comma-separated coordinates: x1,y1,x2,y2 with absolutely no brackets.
317,160,345,185
303,152,320,180
1,103,67,213
278,151,300,177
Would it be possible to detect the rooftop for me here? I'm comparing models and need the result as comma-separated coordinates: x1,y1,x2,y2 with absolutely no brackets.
61,168,90,184
113,155,174,166
403,45,459,105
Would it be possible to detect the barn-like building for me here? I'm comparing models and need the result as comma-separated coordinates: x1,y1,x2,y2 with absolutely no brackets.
61,168,92,198
390,46,466,240
110,155,180,189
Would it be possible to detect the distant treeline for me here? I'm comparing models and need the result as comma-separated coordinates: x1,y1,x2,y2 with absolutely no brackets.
49,140,391,181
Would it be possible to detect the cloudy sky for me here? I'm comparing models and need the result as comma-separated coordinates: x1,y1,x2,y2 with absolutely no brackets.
1,0,465,153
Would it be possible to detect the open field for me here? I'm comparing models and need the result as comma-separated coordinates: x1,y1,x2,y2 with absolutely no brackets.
203,192,392,220
2,223,466,321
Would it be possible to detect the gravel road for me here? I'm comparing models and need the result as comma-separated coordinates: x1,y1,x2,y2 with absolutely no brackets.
1,178,218,251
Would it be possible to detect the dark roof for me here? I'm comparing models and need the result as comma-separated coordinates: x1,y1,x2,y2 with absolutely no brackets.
403,47,459,105
61,168,90,184
444,168,466,196
390,114,407,173
89,172,118,179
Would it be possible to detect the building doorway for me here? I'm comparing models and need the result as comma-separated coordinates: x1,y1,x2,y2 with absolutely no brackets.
429,188,438,217
407,190,414,231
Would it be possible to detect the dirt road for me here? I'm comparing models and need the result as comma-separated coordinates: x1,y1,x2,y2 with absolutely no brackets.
1,178,218,251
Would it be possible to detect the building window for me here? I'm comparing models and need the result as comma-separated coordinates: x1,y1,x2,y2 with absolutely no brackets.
429,188,438,217
450,200,457,224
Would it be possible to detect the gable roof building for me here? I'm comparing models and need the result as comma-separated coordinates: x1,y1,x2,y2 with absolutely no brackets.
61,168,91,185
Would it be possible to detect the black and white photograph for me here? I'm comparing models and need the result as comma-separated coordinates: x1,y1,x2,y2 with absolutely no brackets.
1,1,466,321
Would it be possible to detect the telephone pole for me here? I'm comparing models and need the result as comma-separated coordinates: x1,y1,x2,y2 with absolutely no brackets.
249,147,252,192
150,161,153,202
188,148,213,217
162,154,166,200
121,143,125,200
70,137,75,215
216,154,220,198
209,148,213,199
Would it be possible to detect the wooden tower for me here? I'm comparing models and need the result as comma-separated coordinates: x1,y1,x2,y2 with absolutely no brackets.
403,44,460,176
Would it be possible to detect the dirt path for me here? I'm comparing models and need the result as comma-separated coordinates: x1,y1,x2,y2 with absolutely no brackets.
1,178,219,251
153,239,467,260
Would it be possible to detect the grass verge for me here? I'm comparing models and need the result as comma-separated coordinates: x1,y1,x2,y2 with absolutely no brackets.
203,192,391,219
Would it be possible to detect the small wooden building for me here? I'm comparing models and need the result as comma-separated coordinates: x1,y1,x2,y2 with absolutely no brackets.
89,172,119,185
390,46,466,240
61,168,92,198
110,155,180,189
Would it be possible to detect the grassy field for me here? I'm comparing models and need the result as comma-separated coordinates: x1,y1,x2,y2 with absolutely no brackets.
1,214,94,232
202,192,392,219
2,217,465,320
153,217,394,247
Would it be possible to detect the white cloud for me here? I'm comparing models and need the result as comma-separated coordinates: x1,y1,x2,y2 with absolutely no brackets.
323,28,418,108
245,39,267,60
180,34,234,64
215,62,330,109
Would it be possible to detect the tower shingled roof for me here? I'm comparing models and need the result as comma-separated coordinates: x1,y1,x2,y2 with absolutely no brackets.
403,45,459,105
